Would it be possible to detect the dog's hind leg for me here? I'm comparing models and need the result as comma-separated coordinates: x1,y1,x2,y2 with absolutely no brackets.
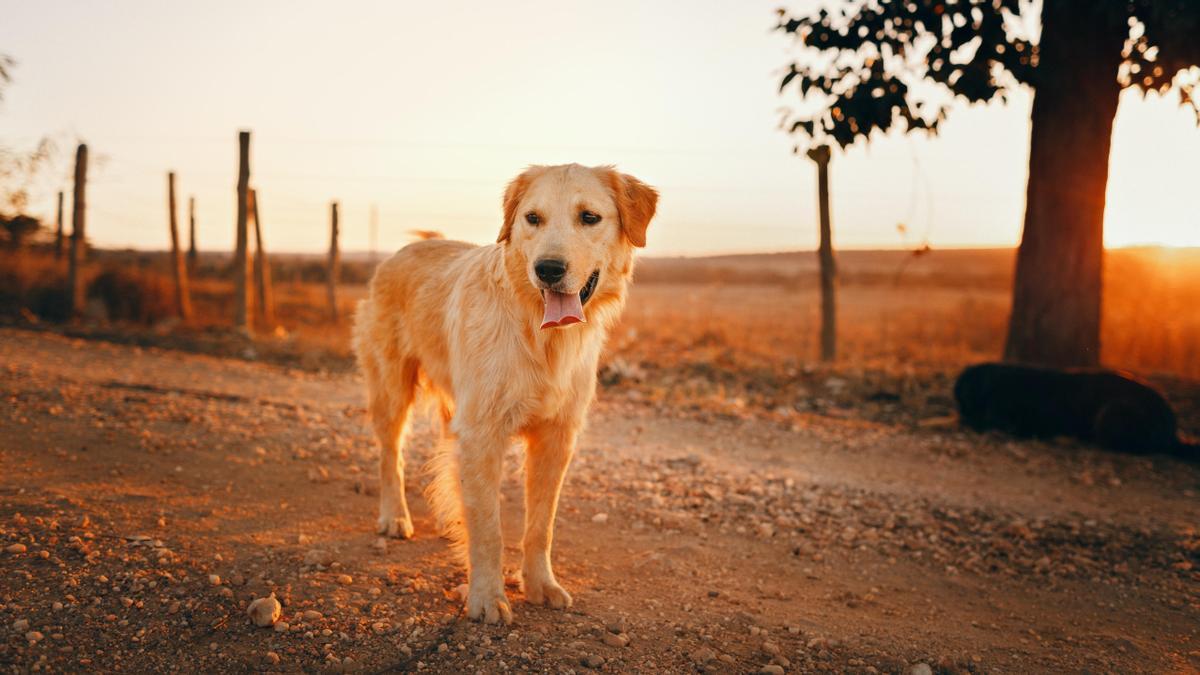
370,357,419,539
519,417,577,609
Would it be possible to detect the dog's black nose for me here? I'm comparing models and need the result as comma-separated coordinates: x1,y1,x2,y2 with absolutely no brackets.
534,258,567,284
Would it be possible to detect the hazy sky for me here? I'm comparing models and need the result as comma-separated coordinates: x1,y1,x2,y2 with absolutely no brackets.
2,0,1198,255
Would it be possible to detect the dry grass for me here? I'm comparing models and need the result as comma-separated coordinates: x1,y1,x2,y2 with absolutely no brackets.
2,247,1197,382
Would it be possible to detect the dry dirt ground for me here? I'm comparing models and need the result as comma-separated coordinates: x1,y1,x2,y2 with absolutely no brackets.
1,327,1198,674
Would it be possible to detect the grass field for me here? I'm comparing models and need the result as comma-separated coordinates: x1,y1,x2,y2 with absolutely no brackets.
3,246,1198,381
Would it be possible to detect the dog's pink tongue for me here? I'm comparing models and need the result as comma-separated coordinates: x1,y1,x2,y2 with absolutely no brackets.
541,291,585,329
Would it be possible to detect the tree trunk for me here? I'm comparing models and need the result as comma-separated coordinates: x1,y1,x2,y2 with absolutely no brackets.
68,144,87,319
250,189,274,327
54,191,64,260
327,201,340,323
807,145,836,362
167,172,193,321
234,131,252,330
187,196,198,275
1003,0,1126,367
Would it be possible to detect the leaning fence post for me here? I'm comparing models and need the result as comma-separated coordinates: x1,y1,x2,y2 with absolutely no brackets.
168,172,193,321
249,188,274,326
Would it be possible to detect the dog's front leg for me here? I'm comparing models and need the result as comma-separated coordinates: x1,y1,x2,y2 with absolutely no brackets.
520,419,577,609
458,427,513,624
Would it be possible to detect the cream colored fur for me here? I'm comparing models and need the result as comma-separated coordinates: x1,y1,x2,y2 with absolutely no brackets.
352,164,657,624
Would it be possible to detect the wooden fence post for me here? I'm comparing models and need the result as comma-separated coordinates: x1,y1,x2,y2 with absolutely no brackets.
54,191,64,259
187,196,198,274
68,144,88,319
249,188,274,326
234,131,252,330
807,145,836,362
167,172,193,321
327,201,340,322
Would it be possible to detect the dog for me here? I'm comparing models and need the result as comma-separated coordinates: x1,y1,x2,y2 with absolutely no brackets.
353,164,657,624
954,362,1191,456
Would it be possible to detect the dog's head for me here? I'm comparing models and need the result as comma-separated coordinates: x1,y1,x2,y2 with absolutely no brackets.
497,164,658,329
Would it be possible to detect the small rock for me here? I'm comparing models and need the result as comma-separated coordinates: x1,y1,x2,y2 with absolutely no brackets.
265,651,281,665
336,574,353,585
6,543,27,554
910,664,934,675
372,622,389,633
12,619,30,631
274,622,290,633
247,595,282,627
302,610,324,621
758,666,784,675
208,574,221,586
691,647,717,664
591,513,609,524
26,631,44,643
580,654,604,668
603,632,629,647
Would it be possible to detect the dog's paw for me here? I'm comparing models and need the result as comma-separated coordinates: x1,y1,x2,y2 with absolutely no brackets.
376,514,414,540
521,571,573,609
465,583,513,625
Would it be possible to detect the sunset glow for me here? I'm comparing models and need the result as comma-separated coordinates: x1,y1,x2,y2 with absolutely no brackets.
1,1,1197,254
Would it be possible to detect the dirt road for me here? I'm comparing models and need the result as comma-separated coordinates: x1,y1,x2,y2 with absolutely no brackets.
1,327,1198,673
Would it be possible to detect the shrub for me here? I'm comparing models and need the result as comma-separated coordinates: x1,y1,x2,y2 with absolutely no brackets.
88,267,175,324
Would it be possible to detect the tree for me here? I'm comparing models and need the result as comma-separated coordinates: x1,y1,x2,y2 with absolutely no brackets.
1,214,41,249
776,0,1200,368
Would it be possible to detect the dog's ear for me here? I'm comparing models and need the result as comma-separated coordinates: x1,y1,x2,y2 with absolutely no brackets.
604,169,658,248
498,168,537,244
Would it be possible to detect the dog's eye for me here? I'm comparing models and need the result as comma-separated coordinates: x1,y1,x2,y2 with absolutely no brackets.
580,211,601,225
525,212,540,226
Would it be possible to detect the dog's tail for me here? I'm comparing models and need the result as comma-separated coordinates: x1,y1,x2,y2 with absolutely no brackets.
423,436,467,560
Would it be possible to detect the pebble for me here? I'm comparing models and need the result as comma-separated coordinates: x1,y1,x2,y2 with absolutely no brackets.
303,610,324,621
603,632,629,647
581,654,605,668
13,619,30,631
247,594,282,627
26,631,44,643
336,574,353,585
6,543,27,554
591,513,609,524
265,651,281,664
274,622,290,633
691,647,717,664
208,574,221,586
758,666,784,675
910,664,934,675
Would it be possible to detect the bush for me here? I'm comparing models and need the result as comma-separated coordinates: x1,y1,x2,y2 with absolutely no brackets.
88,267,175,324
0,251,69,321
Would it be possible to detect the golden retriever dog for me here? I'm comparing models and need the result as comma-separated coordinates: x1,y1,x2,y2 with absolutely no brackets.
353,164,657,623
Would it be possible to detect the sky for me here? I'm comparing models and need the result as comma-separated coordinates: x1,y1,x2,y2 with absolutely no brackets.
1,0,1198,256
